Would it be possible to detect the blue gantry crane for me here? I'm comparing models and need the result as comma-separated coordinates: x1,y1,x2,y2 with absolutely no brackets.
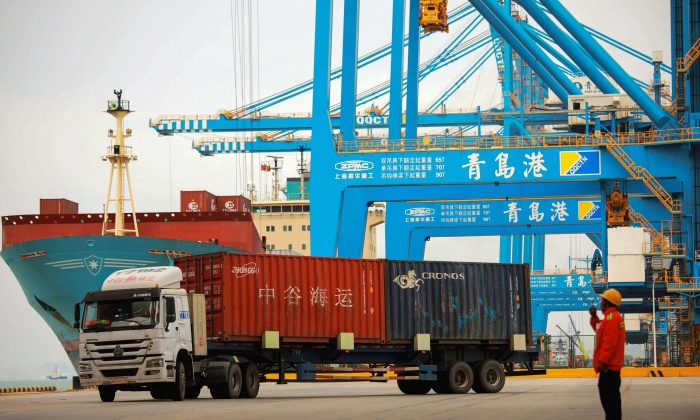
152,1,700,364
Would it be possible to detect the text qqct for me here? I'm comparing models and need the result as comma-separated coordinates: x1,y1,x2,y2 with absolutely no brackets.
335,160,374,172
232,262,259,278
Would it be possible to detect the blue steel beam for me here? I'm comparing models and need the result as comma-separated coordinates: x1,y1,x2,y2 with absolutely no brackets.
384,195,671,261
340,0,360,141
516,0,618,94
405,0,421,139
470,0,581,103
539,0,678,129
155,106,571,135
503,0,514,137
427,47,495,112
388,0,406,140
535,0,673,74
310,0,337,256
526,25,582,76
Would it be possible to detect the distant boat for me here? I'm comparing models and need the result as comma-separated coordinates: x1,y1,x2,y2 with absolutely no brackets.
47,365,67,380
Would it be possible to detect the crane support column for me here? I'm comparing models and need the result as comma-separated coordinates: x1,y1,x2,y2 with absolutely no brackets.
469,0,580,103
389,0,406,140
516,0,618,94
500,235,513,263
540,0,678,129
523,234,533,266
337,189,369,258
405,0,420,139
310,0,341,256
533,235,545,271
340,0,360,141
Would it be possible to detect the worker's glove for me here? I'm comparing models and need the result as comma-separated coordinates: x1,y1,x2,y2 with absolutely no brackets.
588,306,597,316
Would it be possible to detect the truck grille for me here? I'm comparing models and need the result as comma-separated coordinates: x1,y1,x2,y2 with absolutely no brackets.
100,369,139,377
86,339,151,366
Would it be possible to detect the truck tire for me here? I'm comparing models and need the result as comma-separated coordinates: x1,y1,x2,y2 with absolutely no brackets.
397,380,432,395
185,386,202,399
210,363,242,399
432,362,473,394
150,387,169,400
170,360,187,401
472,360,505,393
240,362,260,399
98,385,116,402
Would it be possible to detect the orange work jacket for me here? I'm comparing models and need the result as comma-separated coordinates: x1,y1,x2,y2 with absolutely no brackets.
590,307,626,372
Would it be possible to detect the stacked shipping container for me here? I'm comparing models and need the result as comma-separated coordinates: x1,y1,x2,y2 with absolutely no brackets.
216,196,251,213
39,198,79,215
176,253,531,345
180,191,218,213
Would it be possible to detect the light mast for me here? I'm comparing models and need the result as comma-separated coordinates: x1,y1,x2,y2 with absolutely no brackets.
101,90,139,236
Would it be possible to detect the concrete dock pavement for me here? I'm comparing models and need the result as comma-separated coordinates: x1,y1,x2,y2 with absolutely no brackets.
1,378,699,419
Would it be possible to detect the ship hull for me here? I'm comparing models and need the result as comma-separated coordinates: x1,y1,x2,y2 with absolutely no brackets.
0,235,241,371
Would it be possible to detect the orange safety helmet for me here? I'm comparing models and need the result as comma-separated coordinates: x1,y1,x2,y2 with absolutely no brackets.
601,288,622,307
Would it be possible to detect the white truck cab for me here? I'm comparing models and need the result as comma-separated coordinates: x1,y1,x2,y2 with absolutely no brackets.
76,267,203,402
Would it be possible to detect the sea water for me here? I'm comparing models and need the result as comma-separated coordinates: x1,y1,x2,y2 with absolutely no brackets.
0,378,72,391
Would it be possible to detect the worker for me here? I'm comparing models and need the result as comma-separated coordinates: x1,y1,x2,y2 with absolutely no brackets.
588,288,625,420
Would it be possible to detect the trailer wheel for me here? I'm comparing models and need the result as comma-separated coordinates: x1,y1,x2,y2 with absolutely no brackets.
98,385,116,402
432,362,473,394
472,360,505,393
170,360,187,401
210,363,243,399
185,386,202,399
397,380,432,395
240,362,260,399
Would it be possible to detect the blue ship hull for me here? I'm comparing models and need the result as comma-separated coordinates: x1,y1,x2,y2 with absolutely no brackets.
0,235,240,371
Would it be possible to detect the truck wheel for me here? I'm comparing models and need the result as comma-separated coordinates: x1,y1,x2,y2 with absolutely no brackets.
150,387,169,400
98,385,116,402
210,363,242,399
432,362,473,394
240,362,260,398
397,380,432,395
170,360,187,401
472,360,505,393
185,386,202,399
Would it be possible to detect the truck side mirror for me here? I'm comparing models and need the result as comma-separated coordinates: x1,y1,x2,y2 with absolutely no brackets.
73,303,81,329
165,297,176,330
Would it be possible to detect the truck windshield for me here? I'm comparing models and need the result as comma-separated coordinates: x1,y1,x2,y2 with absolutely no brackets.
82,299,159,331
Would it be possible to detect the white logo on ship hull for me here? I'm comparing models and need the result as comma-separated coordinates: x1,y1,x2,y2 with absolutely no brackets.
84,255,104,276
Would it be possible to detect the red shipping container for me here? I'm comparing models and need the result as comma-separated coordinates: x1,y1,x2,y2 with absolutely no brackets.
39,198,79,215
177,253,385,343
181,191,217,213
216,195,251,213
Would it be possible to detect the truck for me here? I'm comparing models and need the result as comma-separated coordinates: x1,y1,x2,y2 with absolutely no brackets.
76,253,539,402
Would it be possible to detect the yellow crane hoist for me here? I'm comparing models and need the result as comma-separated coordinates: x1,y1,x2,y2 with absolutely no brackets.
420,0,449,33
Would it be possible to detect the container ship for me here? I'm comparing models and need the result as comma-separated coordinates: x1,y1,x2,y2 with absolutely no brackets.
0,93,264,369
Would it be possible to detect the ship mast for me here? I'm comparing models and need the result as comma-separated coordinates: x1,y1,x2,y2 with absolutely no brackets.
267,155,283,201
298,146,309,200
101,90,139,237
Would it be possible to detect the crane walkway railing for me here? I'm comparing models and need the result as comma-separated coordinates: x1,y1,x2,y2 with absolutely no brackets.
603,134,681,214
664,274,700,292
335,128,700,154
629,207,685,256
676,36,700,73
